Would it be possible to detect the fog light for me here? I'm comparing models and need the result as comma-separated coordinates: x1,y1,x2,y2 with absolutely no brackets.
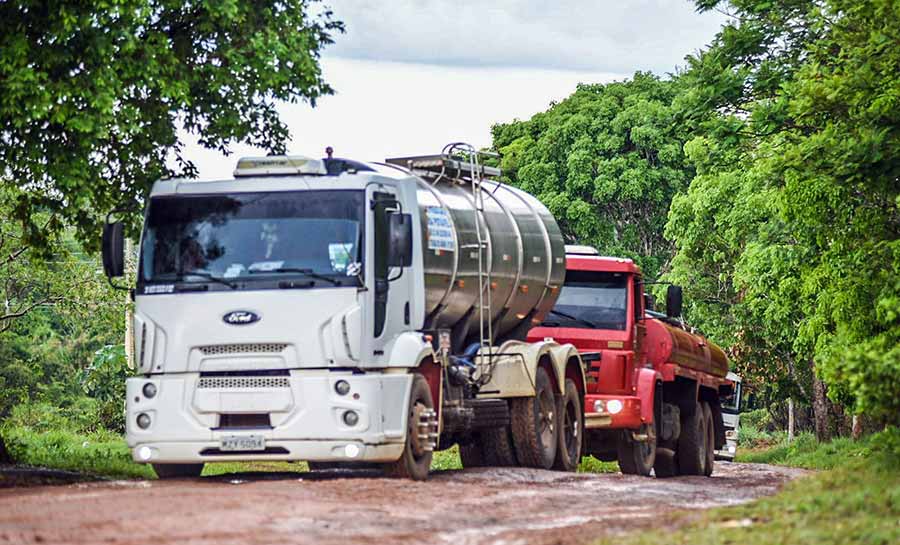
136,413,152,429
728,445,736,454
334,380,351,396
344,443,360,458
342,410,359,426
137,446,153,461
593,400,605,413
607,399,624,414
142,383,157,398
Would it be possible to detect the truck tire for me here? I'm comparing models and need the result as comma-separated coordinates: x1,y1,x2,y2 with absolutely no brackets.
677,400,707,476
653,447,678,478
617,423,656,476
553,379,583,472
482,426,518,466
702,401,715,477
152,463,204,479
510,366,558,469
384,374,434,480
459,440,485,468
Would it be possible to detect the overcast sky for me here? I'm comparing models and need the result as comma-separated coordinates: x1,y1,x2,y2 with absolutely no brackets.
184,1,725,179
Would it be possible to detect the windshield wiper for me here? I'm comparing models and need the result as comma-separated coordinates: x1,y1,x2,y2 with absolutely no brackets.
547,309,598,329
174,271,238,290
248,267,340,285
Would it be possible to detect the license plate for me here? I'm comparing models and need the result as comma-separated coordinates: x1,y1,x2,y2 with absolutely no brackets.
220,435,265,451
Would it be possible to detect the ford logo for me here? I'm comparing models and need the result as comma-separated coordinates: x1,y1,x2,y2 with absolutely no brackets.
223,310,260,325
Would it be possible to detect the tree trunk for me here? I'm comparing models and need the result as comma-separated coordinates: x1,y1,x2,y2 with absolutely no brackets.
852,415,861,440
787,398,795,443
0,433,10,464
812,375,832,442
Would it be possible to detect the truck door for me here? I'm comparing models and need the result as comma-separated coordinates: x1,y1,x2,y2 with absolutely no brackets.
366,186,414,359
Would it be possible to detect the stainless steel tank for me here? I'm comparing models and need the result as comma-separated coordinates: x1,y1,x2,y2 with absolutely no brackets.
413,177,566,343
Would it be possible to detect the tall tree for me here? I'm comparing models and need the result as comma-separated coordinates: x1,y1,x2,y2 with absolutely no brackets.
0,0,343,249
669,0,900,432
492,73,693,279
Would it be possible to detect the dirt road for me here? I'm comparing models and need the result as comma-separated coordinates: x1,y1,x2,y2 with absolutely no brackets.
0,462,804,545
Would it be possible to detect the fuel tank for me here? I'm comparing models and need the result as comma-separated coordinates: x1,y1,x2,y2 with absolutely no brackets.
413,178,566,342
644,318,729,378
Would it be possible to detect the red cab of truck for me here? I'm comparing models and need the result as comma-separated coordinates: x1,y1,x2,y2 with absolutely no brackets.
527,246,735,477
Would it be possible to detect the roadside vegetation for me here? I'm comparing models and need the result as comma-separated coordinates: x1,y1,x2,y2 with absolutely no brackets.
595,428,900,545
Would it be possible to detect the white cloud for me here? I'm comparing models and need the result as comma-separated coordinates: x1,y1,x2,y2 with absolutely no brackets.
180,2,726,179
324,0,725,73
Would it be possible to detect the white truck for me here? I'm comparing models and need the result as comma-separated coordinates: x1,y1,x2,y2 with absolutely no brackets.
102,144,586,479
715,372,742,460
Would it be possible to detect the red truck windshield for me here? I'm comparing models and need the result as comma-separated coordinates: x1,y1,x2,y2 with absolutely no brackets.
543,270,628,330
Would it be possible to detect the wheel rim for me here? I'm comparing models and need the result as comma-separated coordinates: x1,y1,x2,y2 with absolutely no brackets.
538,388,555,448
563,396,579,459
409,400,432,460
638,423,655,465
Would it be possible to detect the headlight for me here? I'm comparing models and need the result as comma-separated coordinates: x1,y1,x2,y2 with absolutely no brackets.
607,399,624,414
593,400,605,412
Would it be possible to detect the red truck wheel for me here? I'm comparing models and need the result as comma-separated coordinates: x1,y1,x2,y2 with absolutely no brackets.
617,423,656,476
702,401,715,477
677,401,707,475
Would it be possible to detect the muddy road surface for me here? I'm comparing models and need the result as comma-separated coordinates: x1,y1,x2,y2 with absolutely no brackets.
0,462,804,545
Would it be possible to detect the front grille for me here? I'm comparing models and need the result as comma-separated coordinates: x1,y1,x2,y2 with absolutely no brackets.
199,343,288,356
197,376,290,389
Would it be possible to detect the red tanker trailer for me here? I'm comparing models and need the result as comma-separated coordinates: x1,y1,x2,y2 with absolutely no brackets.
527,246,735,477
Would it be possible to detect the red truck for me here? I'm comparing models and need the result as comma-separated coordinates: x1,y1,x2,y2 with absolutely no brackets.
527,246,735,477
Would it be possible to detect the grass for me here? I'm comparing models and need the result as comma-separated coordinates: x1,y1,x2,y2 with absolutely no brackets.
593,427,900,545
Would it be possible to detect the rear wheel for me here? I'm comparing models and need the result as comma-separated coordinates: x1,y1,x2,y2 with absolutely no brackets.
459,440,485,468
653,447,678,478
482,425,518,466
152,463,204,479
510,366,558,469
702,401,715,477
617,423,656,476
677,400,707,476
384,374,435,480
553,379,583,471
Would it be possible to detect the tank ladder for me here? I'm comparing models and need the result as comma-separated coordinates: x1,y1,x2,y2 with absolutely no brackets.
448,143,495,383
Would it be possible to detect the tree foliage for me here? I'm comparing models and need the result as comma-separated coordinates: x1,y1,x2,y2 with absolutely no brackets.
668,0,900,423
492,73,693,279
0,0,343,249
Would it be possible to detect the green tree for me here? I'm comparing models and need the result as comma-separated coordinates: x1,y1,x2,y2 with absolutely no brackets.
669,0,900,432
492,73,693,279
0,0,343,249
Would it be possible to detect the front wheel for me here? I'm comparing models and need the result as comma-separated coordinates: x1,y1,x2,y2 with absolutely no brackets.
616,423,656,476
553,379,583,471
702,401,716,477
152,463,204,479
384,374,435,480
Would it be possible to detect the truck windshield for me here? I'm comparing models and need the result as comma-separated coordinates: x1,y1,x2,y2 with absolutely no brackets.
140,190,364,288
721,381,741,413
546,270,628,330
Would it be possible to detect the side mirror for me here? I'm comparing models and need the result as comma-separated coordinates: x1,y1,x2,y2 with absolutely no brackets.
387,212,413,268
666,285,683,318
102,221,125,278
